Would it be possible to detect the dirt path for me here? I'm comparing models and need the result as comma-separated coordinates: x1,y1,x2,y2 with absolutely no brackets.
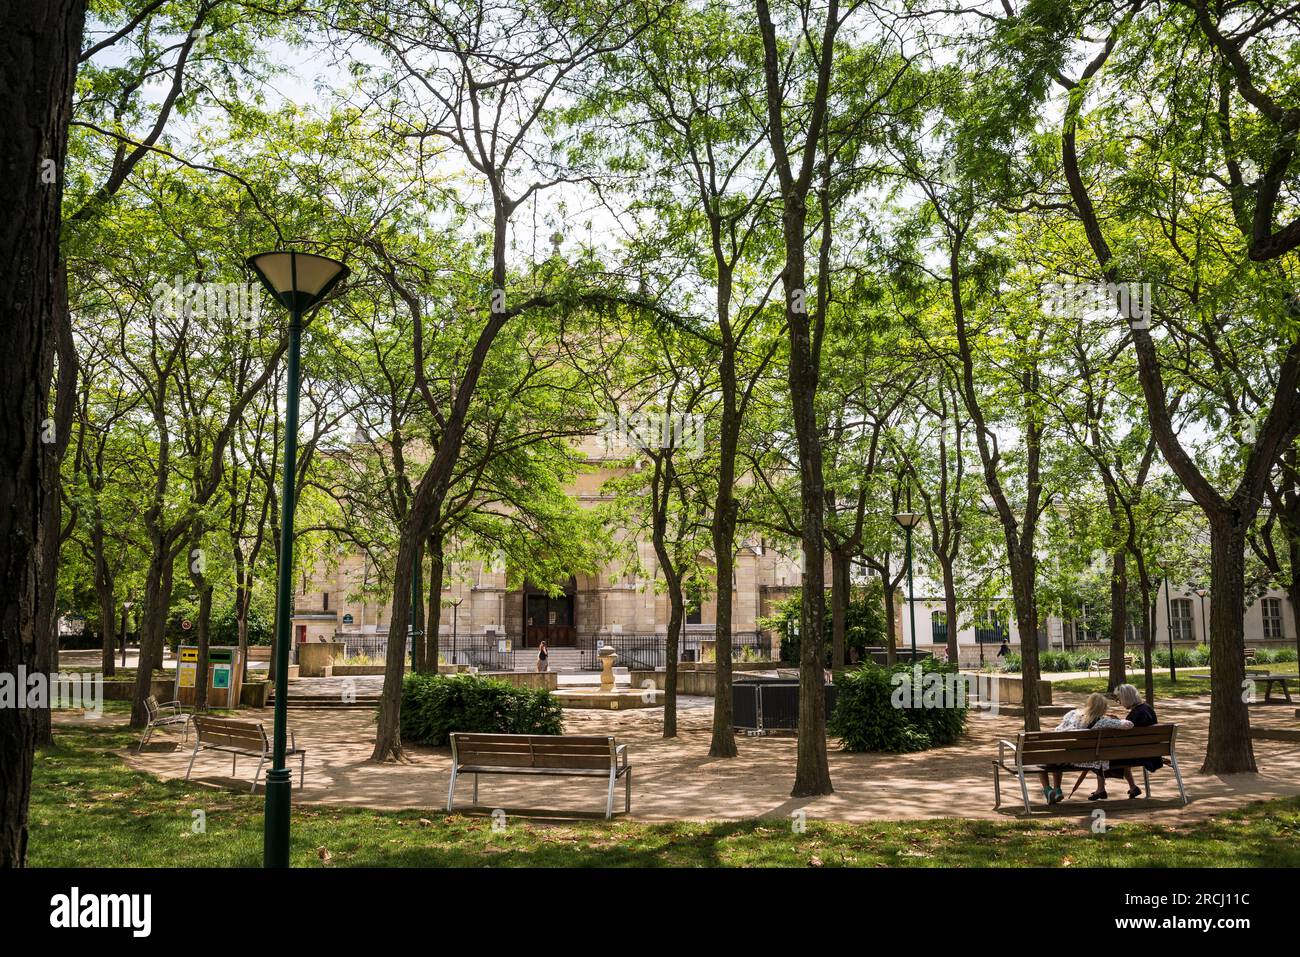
120,691,1300,824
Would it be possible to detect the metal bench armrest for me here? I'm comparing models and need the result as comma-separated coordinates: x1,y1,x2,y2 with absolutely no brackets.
996,739,1020,767
615,744,628,770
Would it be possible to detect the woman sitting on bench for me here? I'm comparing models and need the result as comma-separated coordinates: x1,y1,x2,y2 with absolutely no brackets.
1104,684,1160,800
1037,693,1134,804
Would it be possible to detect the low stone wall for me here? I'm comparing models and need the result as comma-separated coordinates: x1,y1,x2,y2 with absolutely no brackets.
960,671,1052,705
480,671,558,691
101,678,174,701
630,663,781,697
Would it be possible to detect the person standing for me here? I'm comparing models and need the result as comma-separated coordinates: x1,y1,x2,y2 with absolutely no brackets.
536,640,549,673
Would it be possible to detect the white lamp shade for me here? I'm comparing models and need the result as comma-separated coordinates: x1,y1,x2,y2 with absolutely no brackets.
893,512,923,529
247,251,349,312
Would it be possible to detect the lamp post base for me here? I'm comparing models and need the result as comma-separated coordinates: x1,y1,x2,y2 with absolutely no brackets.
263,769,292,867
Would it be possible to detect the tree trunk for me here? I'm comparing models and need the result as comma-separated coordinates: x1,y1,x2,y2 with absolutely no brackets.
1108,546,1128,692
663,588,682,739
0,0,87,866
880,572,898,666
1203,516,1256,773
940,559,959,666
130,546,169,728
1288,534,1300,666
1009,551,1042,731
423,531,443,674
830,547,849,669
372,529,419,761
709,267,739,758
93,524,116,677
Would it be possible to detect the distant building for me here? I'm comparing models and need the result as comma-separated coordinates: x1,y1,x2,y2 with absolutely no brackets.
292,434,801,668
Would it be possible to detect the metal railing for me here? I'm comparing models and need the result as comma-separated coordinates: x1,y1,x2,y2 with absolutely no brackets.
329,632,512,672
575,632,770,671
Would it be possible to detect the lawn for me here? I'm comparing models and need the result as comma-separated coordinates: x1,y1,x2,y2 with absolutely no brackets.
28,717,1300,868
1054,664,1299,700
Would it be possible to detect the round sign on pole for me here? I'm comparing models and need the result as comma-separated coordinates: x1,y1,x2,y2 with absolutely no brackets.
181,619,193,631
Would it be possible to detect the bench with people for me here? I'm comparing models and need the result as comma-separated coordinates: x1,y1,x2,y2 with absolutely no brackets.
993,685,1187,814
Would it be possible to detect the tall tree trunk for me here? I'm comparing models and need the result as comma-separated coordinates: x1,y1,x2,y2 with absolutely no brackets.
1204,517,1256,773
423,530,443,674
940,559,959,666
130,545,169,727
0,0,87,867
709,267,739,758
880,571,898,666
1108,546,1128,692
93,524,116,677
830,547,849,669
1009,548,1042,731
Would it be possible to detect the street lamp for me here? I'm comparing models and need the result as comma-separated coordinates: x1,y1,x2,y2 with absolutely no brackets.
247,250,349,869
1195,587,1208,644
894,510,924,662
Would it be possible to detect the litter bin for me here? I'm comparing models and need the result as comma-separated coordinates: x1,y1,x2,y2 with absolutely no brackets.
175,645,243,708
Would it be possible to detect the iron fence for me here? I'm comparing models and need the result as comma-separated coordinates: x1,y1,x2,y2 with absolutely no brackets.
328,632,512,672
576,632,769,671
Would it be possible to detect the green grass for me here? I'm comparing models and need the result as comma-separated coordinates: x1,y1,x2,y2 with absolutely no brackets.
1054,663,1298,700
27,718,1300,868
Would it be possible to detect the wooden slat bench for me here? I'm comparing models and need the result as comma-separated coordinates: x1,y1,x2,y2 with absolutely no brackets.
1087,654,1136,676
447,733,632,819
992,724,1186,814
185,715,305,793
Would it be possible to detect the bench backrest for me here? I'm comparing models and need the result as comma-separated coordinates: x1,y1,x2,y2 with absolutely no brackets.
451,733,617,770
144,695,160,720
1017,724,1176,765
192,715,268,753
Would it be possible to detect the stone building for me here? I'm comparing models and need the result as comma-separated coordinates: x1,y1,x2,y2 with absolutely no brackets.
291,433,802,667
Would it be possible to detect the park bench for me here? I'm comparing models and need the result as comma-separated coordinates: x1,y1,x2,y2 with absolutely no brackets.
136,694,191,752
1087,654,1136,676
992,724,1186,815
1244,648,1257,665
447,732,632,819
185,715,306,793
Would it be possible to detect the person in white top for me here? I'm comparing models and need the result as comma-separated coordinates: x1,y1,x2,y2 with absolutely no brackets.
1036,693,1133,804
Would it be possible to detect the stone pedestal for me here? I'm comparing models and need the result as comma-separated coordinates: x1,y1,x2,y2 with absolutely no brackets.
298,641,344,678
599,644,616,692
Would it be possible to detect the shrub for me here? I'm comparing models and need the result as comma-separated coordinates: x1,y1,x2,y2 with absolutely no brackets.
997,653,1021,673
1273,648,1297,663
829,659,968,753
399,672,563,746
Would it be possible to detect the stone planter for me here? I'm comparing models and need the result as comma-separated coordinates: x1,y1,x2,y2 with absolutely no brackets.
298,642,344,678
241,681,269,708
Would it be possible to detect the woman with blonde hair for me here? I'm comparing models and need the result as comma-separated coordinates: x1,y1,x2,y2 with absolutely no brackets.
1037,693,1133,804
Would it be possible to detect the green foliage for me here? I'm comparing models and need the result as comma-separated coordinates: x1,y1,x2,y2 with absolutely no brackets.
767,581,886,666
399,673,563,746
209,604,273,646
829,659,968,753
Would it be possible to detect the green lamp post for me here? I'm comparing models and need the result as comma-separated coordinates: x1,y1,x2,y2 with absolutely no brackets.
894,510,923,662
247,250,349,868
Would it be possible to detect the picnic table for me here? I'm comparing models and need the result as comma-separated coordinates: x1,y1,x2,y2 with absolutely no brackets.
1191,670,1294,703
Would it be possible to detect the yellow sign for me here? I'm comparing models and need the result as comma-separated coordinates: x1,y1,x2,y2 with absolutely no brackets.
178,663,197,688
180,647,198,662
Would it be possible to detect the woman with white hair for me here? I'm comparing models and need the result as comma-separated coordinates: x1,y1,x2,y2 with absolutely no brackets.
1037,692,1133,804
1106,684,1160,799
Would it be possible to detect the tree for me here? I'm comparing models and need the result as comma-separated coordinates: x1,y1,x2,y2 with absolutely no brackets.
0,0,87,869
